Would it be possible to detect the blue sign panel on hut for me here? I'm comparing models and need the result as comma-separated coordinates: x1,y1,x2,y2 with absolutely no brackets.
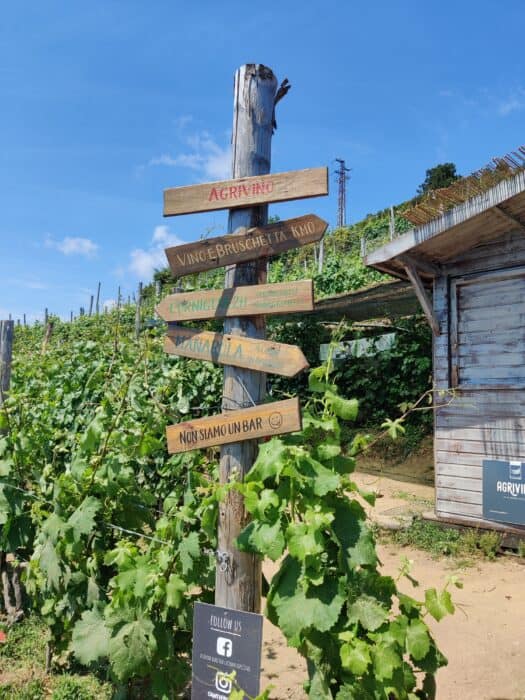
483,459,525,526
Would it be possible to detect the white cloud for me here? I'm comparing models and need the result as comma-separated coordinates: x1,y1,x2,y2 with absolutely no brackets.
129,226,184,280
149,128,231,181
45,236,98,258
497,88,525,116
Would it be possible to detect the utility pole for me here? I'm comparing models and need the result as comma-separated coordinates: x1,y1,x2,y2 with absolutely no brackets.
215,64,278,613
335,158,351,228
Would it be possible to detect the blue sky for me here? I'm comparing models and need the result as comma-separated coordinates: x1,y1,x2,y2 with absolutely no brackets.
2,1,524,321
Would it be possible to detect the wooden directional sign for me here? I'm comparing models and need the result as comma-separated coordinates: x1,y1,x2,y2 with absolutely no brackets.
163,167,328,217
156,280,313,322
166,398,302,454
165,214,328,278
164,326,309,377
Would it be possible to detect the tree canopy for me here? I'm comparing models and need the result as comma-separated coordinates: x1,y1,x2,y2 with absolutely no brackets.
417,162,460,194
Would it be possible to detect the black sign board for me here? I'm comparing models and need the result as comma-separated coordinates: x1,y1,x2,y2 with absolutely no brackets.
483,459,525,526
191,602,263,700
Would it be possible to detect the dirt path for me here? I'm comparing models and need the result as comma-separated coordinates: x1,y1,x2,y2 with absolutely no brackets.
260,473,525,700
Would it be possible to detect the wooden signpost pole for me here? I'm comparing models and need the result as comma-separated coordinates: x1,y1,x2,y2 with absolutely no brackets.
215,64,278,612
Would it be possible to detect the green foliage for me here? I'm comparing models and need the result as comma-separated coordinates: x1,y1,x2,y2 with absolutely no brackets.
417,163,460,195
391,519,502,561
332,317,433,431
1,313,222,694
235,363,453,699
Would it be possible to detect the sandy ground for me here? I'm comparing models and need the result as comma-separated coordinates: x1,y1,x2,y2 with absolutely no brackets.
260,473,525,700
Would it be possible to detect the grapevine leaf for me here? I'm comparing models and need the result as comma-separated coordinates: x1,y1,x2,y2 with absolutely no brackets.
308,366,333,393
268,557,344,644
298,456,340,496
0,459,12,477
108,616,157,680
237,519,285,562
286,522,324,561
248,439,288,482
315,440,341,461
166,574,187,609
79,413,105,454
424,588,454,621
179,531,200,575
0,485,11,524
340,638,371,675
332,500,377,569
67,497,100,540
406,618,431,660
329,455,356,475
372,643,402,681
325,392,359,421
70,607,110,664
348,596,388,631
38,539,61,590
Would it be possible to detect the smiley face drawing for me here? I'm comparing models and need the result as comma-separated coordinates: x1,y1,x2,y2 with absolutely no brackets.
269,412,283,429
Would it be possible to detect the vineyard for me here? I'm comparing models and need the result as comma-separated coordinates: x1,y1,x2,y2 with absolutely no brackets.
0,215,459,699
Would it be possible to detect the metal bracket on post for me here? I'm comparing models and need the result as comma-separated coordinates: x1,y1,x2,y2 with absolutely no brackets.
215,550,234,585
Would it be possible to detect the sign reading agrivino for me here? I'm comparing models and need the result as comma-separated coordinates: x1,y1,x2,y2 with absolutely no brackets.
165,214,328,277
163,167,328,216
191,602,263,700
165,326,309,377
156,280,313,322
166,398,301,454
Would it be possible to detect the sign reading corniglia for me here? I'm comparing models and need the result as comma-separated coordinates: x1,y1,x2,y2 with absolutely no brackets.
156,280,313,322
166,398,302,454
164,214,328,277
163,167,328,216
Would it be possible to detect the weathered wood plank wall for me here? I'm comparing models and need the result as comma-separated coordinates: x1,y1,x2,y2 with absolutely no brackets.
433,229,525,527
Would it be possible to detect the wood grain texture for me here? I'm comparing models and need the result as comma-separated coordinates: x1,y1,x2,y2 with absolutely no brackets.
215,64,275,613
163,167,328,216
0,321,14,437
165,214,327,277
164,326,309,377
166,398,302,454
157,280,314,322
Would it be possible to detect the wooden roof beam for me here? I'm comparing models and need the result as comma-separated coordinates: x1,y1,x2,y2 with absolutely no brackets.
399,253,441,277
403,261,441,336
492,205,525,233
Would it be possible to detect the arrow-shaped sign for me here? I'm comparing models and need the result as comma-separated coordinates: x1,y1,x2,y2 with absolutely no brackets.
156,280,314,322
164,214,328,278
166,397,302,454
164,326,309,377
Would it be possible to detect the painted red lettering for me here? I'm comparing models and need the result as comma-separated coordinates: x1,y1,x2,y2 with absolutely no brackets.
208,187,219,201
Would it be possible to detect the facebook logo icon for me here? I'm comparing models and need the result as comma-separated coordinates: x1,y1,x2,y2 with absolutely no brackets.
216,637,233,657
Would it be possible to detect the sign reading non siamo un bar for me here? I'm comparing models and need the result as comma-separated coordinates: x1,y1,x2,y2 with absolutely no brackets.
164,214,328,277
156,280,313,322
166,398,301,454
165,326,309,377
163,167,328,216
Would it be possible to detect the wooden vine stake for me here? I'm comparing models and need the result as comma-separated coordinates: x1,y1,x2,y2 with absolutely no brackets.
216,65,279,612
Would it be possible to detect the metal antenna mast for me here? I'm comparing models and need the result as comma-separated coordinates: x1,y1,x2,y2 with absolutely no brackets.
335,158,351,227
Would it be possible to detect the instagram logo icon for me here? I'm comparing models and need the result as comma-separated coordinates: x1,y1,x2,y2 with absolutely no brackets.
215,671,233,695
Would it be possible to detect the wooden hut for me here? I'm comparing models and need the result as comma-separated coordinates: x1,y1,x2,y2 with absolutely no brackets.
364,168,525,534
